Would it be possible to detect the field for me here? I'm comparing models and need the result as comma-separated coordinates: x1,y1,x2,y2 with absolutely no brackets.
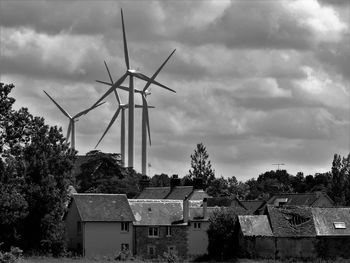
22,257,350,263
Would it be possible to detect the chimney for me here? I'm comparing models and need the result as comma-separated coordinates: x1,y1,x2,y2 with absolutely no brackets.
203,198,208,220
170,174,181,190
193,177,204,190
139,175,150,191
183,196,189,224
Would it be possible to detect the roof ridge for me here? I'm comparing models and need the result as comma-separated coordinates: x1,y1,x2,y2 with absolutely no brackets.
144,187,170,189
73,193,126,196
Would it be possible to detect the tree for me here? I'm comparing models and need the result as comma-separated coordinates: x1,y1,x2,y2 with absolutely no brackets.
76,150,141,198
150,173,170,187
188,143,215,189
0,83,75,254
330,153,350,205
207,207,247,260
206,177,229,197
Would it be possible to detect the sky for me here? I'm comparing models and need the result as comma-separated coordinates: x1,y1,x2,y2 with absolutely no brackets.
0,0,349,182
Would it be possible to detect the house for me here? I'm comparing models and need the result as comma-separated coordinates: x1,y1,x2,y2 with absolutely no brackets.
312,207,350,258
64,193,135,257
238,215,274,258
128,199,188,259
266,205,317,259
267,192,334,207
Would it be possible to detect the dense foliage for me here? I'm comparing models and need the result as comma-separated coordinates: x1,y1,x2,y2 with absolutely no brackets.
76,150,142,198
0,83,75,255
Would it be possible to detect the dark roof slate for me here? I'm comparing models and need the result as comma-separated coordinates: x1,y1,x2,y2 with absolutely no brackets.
165,186,194,200
238,215,273,237
312,207,350,236
128,199,183,226
73,194,135,222
267,205,316,237
241,200,266,213
267,192,333,206
137,187,170,199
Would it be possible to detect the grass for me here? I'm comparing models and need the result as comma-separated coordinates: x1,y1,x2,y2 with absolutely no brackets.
22,257,350,263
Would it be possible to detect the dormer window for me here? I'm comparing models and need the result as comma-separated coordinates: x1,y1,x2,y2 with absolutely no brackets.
334,222,346,229
275,198,288,207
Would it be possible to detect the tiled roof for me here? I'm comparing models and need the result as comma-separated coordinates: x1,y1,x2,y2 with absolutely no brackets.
241,200,266,213
238,215,273,237
165,186,194,200
207,197,247,211
128,199,183,226
267,192,333,206
312,207,350,236
136,187,170,199
188,190,210,201
189,207,219,220
73,194,135,222
267,205,316,237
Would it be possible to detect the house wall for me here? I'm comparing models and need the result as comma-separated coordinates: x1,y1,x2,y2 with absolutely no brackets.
316,237,350,259
238,232,274,259
276,237,316,259
134,226,187,259
187,221,209,256
64,200,83,254
84,222,133,258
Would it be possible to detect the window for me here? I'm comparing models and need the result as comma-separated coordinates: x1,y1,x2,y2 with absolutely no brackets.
334,222,346,229
148,245,156,255
148,227,159,237
121,222,129,232
77,221,82,235
121,243,129,251
166,226,172,237
193,222,201,229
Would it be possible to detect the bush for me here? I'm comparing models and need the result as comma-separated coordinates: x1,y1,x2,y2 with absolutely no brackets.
0,246,23,263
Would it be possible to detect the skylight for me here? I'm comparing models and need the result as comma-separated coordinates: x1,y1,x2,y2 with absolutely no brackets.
333,222,346,229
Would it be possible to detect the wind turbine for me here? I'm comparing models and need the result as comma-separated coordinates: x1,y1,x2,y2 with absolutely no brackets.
93,8,176,168
136,49,176,175
43,90,104,150
95,60,154,167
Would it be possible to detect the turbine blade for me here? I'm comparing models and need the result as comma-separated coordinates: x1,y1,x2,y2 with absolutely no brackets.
121,9,130,69
119,85,130,92
66,121,72,142
143,95,151,146
114,90,121,104
133,72,176,93
104,60,114,83
95,107,121,148
96,80,112,86
74,101,106,119
144,49,176,91
43,90,71,118
93,73,128,107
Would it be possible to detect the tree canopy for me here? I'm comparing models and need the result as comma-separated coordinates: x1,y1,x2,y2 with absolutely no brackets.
0,83,75,255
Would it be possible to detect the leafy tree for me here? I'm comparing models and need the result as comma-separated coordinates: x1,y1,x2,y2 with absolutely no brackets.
0,83,75,254
330,153,350,205
150,173,170,187
76,150,141,198
206,177,229,197
207,207,247,260
188,143,215,189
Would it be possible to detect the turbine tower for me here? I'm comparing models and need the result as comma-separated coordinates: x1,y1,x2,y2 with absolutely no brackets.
95,61,154,167
43,90,103,150
93,8,175,169
136,49,176,175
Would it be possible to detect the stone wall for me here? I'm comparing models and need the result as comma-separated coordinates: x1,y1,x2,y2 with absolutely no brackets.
134,226,188,259
316,237,350,259
276,237,316,259
238,232,274,259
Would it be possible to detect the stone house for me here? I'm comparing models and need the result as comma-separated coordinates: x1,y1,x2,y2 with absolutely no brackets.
267,205,317,259
64,193,135,257
238,215,274,258
312,207,350,258
267,192,334,207
128,199,188,259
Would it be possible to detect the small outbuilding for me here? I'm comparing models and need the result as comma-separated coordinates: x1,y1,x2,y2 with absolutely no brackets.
238,215,274,258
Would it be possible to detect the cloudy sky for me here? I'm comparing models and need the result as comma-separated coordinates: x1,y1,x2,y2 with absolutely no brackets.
1,0,349,181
